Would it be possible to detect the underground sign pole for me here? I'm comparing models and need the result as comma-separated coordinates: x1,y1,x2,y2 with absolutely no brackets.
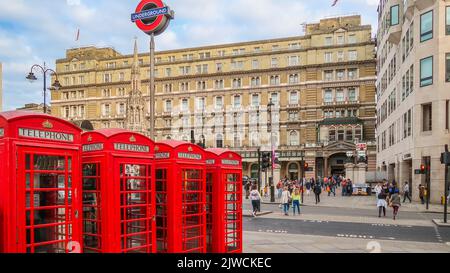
132,0,174,140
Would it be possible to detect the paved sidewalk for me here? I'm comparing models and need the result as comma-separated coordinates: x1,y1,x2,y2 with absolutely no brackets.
243,231,450,253
261,188,447,214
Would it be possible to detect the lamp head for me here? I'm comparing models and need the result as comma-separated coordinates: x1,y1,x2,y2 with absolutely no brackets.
26,72,37,82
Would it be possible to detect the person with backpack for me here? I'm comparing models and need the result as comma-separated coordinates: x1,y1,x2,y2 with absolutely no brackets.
389,188,401,220
313,181,322,204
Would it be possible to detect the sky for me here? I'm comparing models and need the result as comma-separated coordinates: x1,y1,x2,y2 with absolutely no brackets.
0,0,379,111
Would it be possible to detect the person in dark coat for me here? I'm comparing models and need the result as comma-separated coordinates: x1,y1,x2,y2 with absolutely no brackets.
313,182,322,204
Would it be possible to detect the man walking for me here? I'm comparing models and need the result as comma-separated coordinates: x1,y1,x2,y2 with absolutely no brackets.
314,181,322,204
402,181,411,203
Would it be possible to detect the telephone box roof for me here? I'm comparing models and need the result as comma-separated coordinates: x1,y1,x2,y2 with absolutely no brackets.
0,110,82,132
84,128,149,139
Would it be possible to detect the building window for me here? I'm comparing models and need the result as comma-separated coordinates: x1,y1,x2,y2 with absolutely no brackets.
271,58,278,68
324,70,333,81
348,68,357,79
346,127,353,141
336,70,345,80
232,78,242,88
288,56,299,66
181,99,189,111
446,6,450,35
337,36,344,45
420,56,433,87
324,90,333,103
289,91,298,105
420,10,433,42
216,63,222,72
325,37,333,46
355,126,362,141
336,89,344,102
348,34,356,44
422,103,432,132
251,77,261,87
446,53,450,82
216,134,223,148
251,94,260,107
104,73,111,83
337,127,345,141
233,95,241,108
324,52,332,63
390,5,399,26
289,131,299,146
329,128,336,141
165,100,172,112
271,93,279,105
214,80,224,89
215,96,223,109
270,75,280,85
289,74,299,84
348,88,357,102
348,50,357,61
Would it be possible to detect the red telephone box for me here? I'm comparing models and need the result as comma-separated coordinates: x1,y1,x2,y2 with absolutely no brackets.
81,129,156,253
0,111,82,253
154,140,206,253
205,149,242,253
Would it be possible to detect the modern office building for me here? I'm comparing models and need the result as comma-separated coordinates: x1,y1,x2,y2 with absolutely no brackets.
51,15,377,180
376,0,450,202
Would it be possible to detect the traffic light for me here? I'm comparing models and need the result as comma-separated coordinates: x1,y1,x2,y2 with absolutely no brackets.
420,164,425,172
262,152,271,170
304,162,309,169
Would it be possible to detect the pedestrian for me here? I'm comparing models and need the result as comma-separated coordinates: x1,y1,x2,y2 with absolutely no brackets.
305,180,311,196
249,185,261,217
389,188,401,220
347,179,353,196
281,186,291,216
402,181,411,203
276,180,283,199
313,181,322,204
244,181,251,199
342,179,347,196
292,188,301,215
418,184,425,204
263,184,269,198
377,184,389,217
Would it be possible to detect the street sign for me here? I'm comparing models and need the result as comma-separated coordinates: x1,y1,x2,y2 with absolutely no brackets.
132,0,174,36
131,7,169,22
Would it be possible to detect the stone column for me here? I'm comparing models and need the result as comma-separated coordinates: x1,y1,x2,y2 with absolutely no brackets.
355,163,368,184
345,163,355,182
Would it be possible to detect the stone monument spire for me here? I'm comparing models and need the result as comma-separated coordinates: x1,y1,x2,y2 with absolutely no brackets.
126,38,147,135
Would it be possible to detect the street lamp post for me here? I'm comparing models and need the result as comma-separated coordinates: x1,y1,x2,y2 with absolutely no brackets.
26,63,62,114
267,98,275,203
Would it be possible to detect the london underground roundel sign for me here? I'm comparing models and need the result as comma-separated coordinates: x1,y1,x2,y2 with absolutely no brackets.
131,0,174,36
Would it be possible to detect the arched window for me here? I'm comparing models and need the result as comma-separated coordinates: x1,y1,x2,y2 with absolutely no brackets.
329,126,336,141
346,126,354,141
216,134,223,148
289,131,299,146
338,126,345,141
355,125,362,141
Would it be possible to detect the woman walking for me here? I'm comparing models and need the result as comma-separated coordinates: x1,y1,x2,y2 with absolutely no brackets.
389,188,401,220
249,185,261,217
281,187,292,216
377,184,389,217
291,188,301,215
